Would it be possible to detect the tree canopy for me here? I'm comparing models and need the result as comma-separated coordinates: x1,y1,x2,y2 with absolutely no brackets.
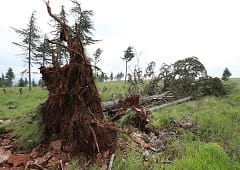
222,67,232,81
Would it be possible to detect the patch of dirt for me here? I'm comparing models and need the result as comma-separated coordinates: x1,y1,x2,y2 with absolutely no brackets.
0,130,112,169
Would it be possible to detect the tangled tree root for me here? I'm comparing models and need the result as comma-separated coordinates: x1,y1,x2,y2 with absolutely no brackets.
40,1,117,157
108,94,154,133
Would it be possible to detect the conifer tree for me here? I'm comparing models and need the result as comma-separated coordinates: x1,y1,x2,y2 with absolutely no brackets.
222,67,232,81
121,46,135,84
12,11,41,90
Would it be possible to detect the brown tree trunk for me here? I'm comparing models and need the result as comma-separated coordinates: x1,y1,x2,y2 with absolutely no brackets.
40,1,117,156
101,91,175,112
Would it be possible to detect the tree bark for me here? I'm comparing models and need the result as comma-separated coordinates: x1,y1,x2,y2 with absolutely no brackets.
147,96,192,112
28,25,32,91
101,91,175,112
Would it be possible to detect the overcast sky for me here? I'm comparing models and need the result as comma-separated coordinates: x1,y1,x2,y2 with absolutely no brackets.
0,0,240,80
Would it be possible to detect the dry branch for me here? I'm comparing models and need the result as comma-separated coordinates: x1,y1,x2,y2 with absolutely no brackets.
108,154,115,170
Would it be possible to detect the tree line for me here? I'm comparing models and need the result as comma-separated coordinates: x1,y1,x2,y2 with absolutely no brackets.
8,0,232,90
11,0,101,90
0,67,42,88
10,0,137,89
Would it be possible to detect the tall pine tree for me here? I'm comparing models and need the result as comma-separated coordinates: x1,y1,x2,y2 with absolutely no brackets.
121,46,135,84
35,35,52,67
12,11,41,90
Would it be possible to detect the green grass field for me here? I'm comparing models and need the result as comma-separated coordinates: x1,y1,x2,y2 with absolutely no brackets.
0,79,240,169
150,79,240,169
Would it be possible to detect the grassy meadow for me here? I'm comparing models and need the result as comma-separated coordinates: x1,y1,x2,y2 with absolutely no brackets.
0,79,240,169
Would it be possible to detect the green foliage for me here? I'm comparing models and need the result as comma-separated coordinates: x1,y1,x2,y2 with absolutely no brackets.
143,78,163,95
115,72,124,81
144,61,156,79
222,67,232,81
159,57,206,89
121,46,136,84
67,160,80,170
88,165,101,170
11,11,41,91
117,110,135,127
157,57,207,97
24,78,28,86
110,72,114,81
0,73,5,87
5,67,15,87
70,0,98,45
98,72,108,82
56,6,69,65
35,36,52,67
18,77,26,87
0,68,15,87
32,79,37,87
157,57,227,98
127,66,144,95
193,77,226,98
0,125,7,134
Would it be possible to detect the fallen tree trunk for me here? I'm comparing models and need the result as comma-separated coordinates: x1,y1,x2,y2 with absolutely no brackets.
147,96,192,112
101,91,175,112
139,91,175,105
103,95,191,132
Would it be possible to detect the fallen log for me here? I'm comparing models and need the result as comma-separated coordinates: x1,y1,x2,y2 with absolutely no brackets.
147,96,192,112
102,95,191,131
140,91,175,105
101,91,175,112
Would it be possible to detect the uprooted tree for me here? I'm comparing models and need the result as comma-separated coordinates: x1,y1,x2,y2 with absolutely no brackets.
40,1,117,156
159,56,226,98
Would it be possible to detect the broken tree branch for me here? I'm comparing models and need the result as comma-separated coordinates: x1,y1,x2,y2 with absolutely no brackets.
89,125,100,153
108,154,115,170
44,0,72,44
